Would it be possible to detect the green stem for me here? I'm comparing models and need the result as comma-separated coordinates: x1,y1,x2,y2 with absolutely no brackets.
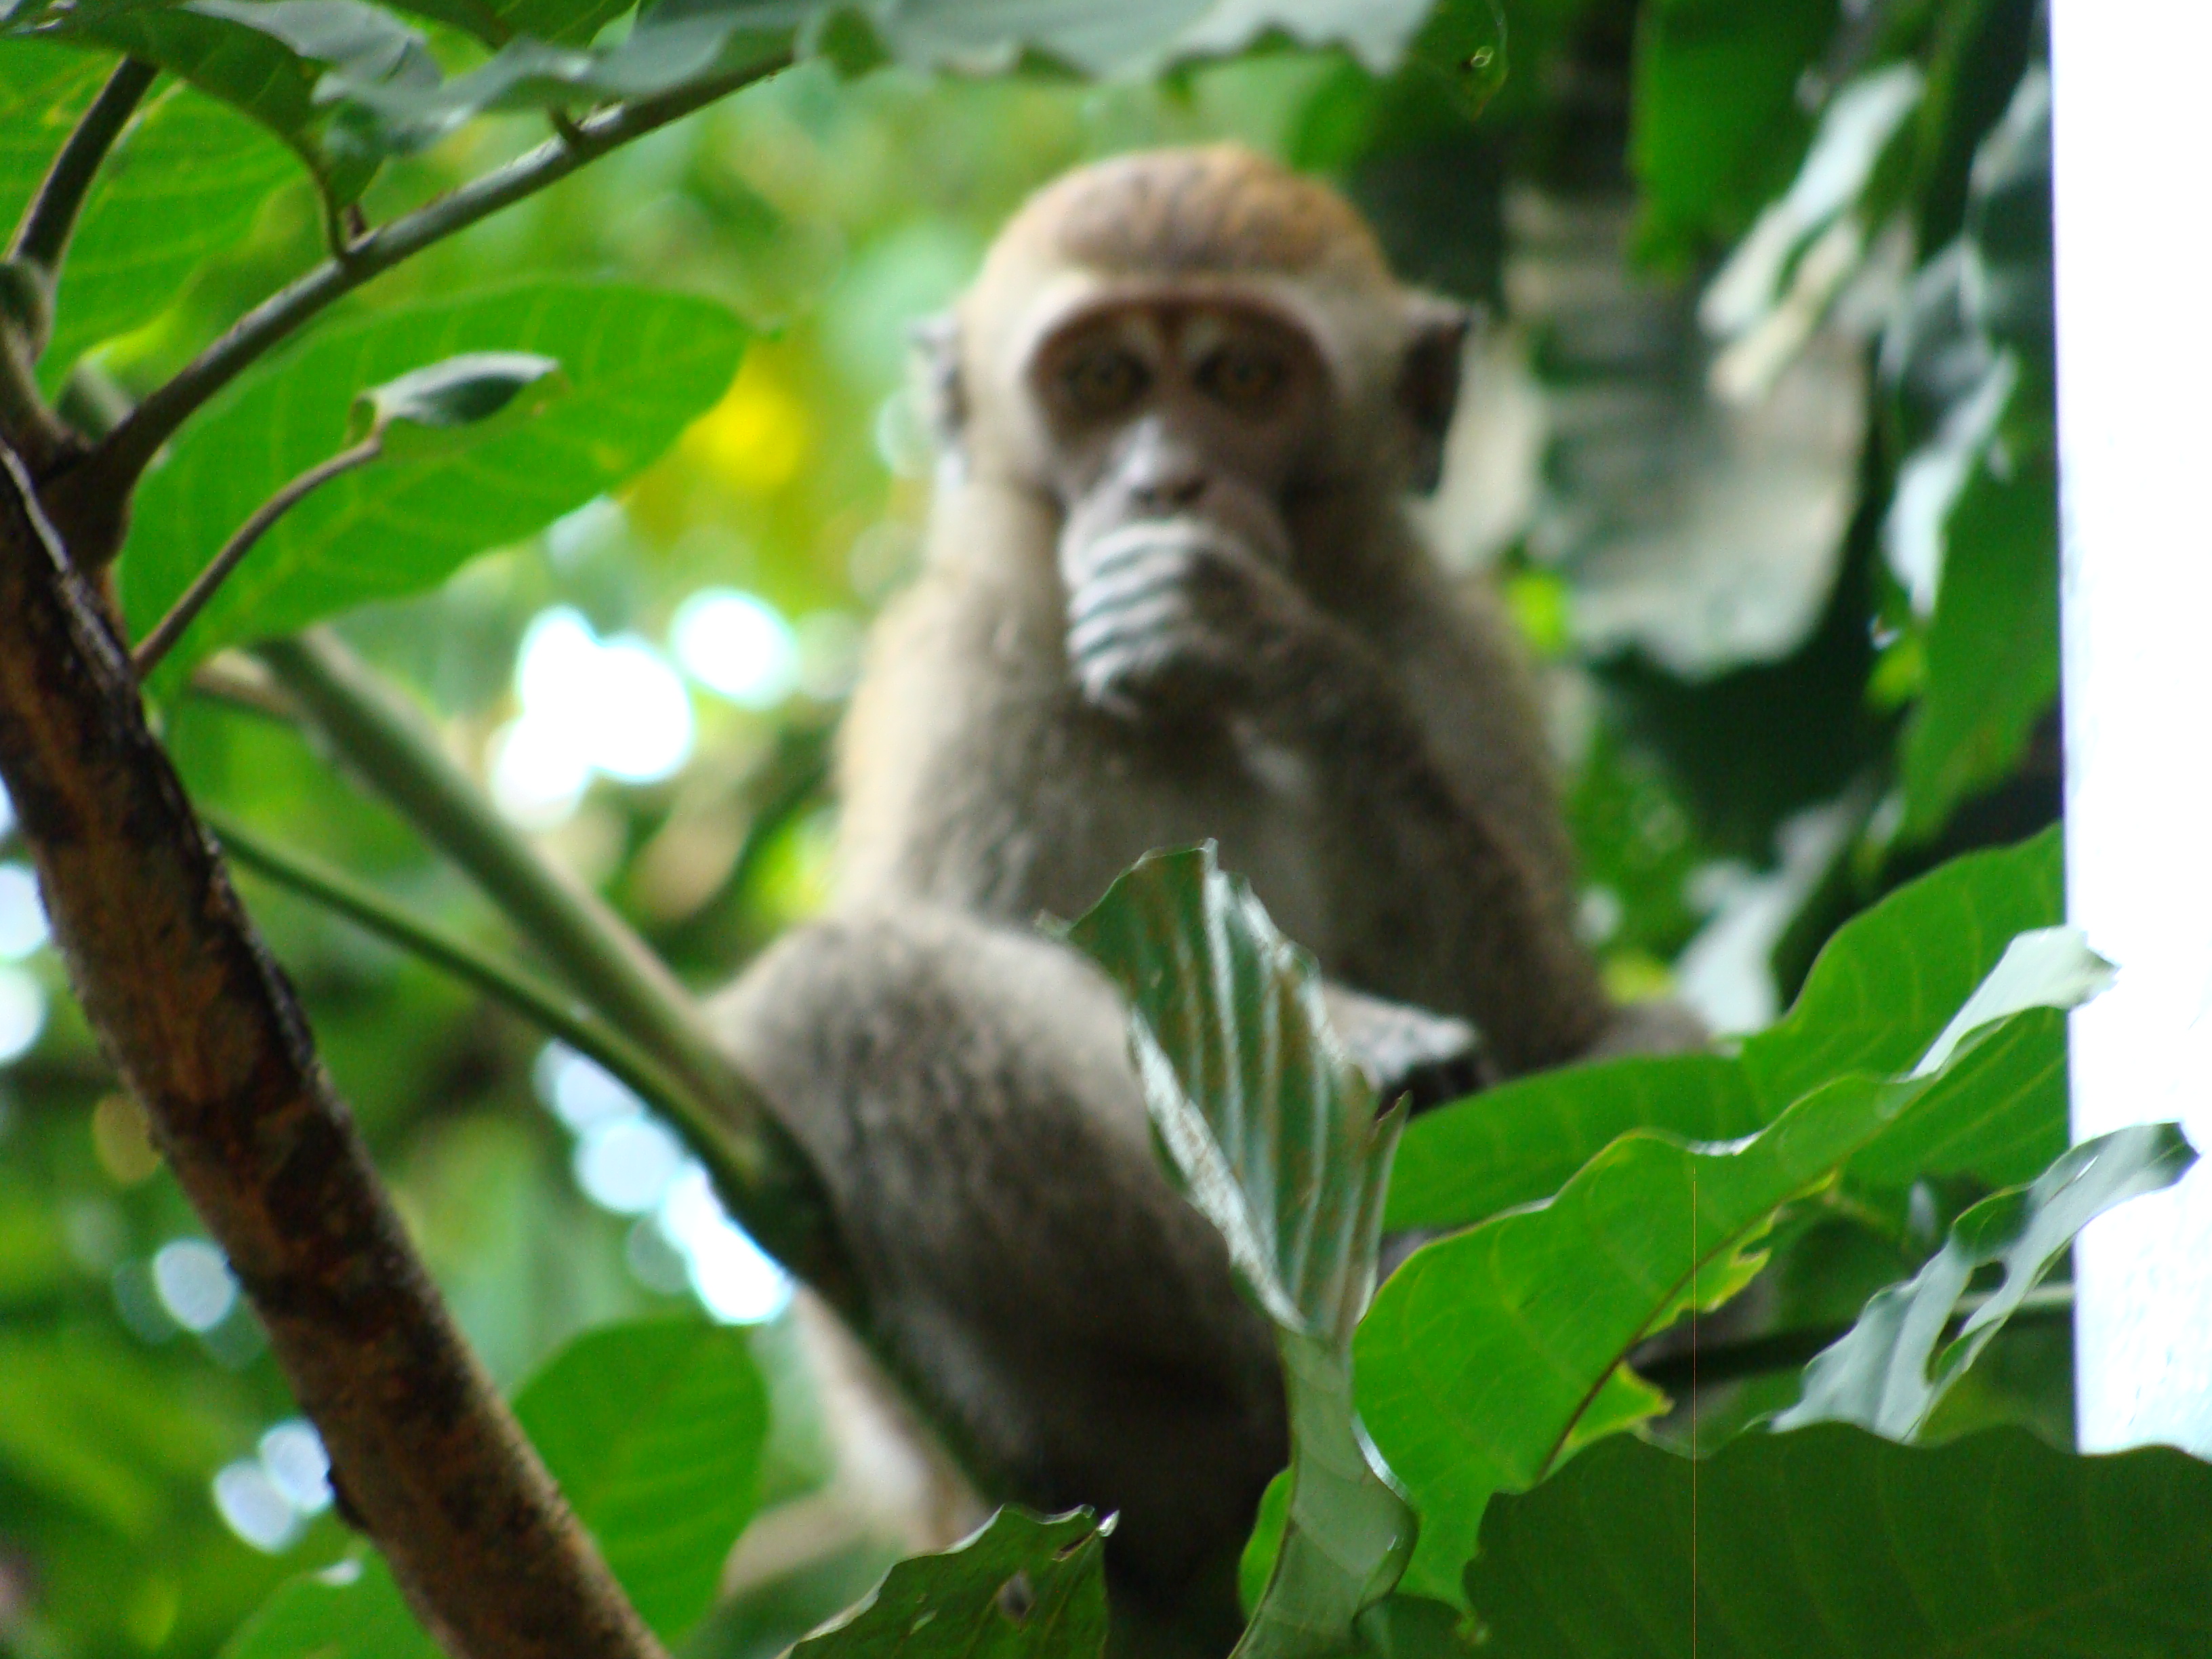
134,436,382,676
210,808,707,1160
253,630,856,1309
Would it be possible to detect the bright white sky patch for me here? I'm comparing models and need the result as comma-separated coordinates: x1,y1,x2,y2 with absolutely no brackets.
491,607,697,825
0,967,45,1065
152,1239,237,1333
672,589,799,709
0,865,47,961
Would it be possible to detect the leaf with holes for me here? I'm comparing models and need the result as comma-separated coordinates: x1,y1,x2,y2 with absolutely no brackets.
119,282,745,680
1357,922,2112,1605
792,1508,1110,1658
1066,844,1412,1659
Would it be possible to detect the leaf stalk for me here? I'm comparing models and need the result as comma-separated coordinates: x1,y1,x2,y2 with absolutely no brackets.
133,435,382,676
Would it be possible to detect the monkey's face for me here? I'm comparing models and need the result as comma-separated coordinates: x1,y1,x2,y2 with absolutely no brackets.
1028,300,1328,572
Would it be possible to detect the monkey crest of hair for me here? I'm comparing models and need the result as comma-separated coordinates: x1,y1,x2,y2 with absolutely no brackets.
718,143,1702,1658
1003,144,1394,285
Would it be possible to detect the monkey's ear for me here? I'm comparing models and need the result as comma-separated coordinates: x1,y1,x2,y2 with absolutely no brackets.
908,311,968,457
1397,296,1479,494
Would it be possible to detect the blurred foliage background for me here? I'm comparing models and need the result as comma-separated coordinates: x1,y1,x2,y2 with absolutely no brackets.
0,0,2060,1650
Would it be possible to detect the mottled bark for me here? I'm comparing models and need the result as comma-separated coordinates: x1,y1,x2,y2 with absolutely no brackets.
0,444,663,1659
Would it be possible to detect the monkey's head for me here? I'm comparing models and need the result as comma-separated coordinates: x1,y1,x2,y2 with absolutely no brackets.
916,146,1471,594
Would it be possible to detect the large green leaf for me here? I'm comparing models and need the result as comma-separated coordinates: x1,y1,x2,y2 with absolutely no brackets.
1357,921,2110,1605
223,1318,769,1654
1066,844,1412,1659
1779,1122,2192,1441
0,43,108,236
513,1319,769,1640
319,0,1450,150
7,0,427,203
42,81,295,377
119,281,746,677
1630,0,1840,264
1387,828,2066,1234
376,0,630,48
1465,1427,2212,1657
791,1508,1110,1659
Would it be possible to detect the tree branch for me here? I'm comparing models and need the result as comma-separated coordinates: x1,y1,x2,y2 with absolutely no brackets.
208,807,745,1195
134,436,382,675
0,445,664,1659
254,630,859,1311
45,56,789,567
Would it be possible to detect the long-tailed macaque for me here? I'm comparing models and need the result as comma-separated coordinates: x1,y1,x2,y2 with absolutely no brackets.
715,144,1688,1643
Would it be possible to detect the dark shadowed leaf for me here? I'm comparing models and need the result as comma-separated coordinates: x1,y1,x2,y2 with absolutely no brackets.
1779,1122,2192,1440
1466,1427,2212,1658
1067,844,1412,1659
791,1507,1110,1659
376,0,630,47
1630,0,1839,264
119,282,745,679
512,1319,769,1639
1387,829,2066,1235
1357,920,2110,1605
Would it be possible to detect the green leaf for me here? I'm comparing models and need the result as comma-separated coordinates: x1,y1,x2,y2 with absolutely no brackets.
512,1319,769,1640
1355,921,2110,1605
224,1319,769,1654
1465,1427,2212,1658
219,1559,436,1659
791,1508,1110,1659
348,350,566,450
119,281,746,677
0,42,109,233
1385,1052,1762,1233
325,8,789,151
41,81,295,377
7,0,427,203
1779,1122,2192,1441
377,0,630,49
1066,844,1412,1659
1739,825,2064,1102
1630,0,1841,264
1388,829,2067,1235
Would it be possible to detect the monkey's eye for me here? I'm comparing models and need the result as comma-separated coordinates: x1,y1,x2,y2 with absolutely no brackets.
1059,347,1150,418
1197,342,1288,412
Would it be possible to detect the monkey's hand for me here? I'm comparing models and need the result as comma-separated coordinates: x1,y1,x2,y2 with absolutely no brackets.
1063,520,1334,721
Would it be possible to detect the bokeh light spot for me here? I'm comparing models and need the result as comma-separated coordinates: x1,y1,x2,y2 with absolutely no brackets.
151,1239,237,1332
0,865,49,960
672,589,799,708
213,1460,300,1553
575,1116,684,1214
0,967,46,1065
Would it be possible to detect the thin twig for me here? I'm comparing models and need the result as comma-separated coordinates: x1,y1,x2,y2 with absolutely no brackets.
134,436,382,676
0,443,665,1659
209,808,709,1137
254,628,860,1311
52,54,790,567
12,58,160,281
